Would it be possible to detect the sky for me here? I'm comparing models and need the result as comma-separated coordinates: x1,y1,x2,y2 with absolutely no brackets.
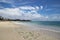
0,0,60,21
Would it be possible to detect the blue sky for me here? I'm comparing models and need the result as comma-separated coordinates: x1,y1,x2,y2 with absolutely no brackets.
0,0,60,21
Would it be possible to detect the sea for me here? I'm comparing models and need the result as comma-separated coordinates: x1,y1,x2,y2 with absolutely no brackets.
13,21,60,33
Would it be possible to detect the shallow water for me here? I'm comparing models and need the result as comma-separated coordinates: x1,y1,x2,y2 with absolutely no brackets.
13,21,60,33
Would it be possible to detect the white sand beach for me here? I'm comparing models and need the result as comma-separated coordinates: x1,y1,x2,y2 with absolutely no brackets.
0,21,60,40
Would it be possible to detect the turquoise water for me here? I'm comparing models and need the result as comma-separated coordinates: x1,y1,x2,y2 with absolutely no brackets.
29,21,60,27
14,21,60,32
20,21,60,27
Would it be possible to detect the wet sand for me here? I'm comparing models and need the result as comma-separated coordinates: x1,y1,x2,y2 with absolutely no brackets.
0,21,60,40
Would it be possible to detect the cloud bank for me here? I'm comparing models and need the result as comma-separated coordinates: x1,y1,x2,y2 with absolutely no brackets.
0,0,60,21
0,6,48,21
0,6,60,21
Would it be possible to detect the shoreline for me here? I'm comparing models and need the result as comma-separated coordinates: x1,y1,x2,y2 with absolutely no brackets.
0,21,60,40
13,21,60,33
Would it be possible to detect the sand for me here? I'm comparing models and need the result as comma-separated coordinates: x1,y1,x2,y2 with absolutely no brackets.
0,21,60,40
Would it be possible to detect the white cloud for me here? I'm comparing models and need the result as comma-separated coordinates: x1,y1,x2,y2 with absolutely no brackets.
19,6,39,11
48,14,60,21
0,6,48,20
0,0,35,7
45,9,53,11
40,6,43,9
0,8,20,16
0,0,13,3
0,6,60,21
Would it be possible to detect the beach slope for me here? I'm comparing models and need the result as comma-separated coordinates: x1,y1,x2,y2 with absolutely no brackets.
0,21,60,40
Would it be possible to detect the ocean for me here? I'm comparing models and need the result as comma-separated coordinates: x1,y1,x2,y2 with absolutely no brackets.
14,21,60,33
32,21,60,27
